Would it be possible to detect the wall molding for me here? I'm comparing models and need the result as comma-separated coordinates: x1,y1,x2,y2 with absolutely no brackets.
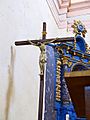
46,0,90,29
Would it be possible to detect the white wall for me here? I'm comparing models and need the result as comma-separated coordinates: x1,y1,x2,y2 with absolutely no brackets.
0,0,61,120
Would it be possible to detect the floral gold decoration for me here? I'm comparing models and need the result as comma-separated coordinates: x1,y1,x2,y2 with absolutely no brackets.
72,20,87,37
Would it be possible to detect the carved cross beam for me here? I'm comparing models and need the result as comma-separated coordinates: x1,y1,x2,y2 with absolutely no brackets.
15,37,74,46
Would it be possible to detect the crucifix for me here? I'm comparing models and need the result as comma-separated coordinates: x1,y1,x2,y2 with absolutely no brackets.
15,22,53,120
15,22,74,120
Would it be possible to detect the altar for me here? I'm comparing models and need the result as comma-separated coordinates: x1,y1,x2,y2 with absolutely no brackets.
15,21,90,120
44,20,90,120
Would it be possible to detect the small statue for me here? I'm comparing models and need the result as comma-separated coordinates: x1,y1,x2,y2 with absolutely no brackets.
28,39,55,75
72,20,87,37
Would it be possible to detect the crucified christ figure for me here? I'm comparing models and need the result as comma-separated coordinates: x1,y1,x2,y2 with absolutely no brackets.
28,39,56,75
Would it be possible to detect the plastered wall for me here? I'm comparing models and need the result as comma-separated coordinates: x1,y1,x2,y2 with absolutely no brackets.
0,0,60,120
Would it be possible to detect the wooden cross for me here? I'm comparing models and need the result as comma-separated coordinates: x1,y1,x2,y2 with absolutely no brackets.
15,22,74,120
15,22,47,120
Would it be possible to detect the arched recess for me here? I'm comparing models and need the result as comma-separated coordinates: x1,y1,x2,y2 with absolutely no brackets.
71,62,88,71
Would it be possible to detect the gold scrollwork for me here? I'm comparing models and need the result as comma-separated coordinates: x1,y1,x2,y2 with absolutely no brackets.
86,43,90,54
72,20,87,37
62,56,69,65
56,59,61,101
88,61,90,64
68,61,73,68
74,38,76,49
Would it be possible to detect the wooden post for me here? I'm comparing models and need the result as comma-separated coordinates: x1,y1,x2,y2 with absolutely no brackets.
38,22,47,120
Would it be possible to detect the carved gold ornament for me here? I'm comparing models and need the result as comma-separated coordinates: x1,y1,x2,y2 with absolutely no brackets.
72,20,87,37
